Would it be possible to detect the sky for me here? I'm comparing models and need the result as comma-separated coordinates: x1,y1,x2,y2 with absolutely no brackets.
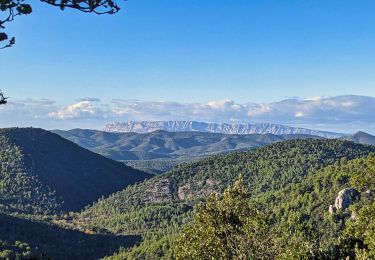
1,0,375,133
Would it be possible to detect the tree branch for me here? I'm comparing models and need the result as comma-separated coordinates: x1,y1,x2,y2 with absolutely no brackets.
0,91,8,105
1,0,121,49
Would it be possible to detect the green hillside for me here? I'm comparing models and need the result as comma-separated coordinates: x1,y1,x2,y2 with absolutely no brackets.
173,154,375,259
79,139,375,259
123,158,198,175
257,154,375,258
0,128,152,215
2,135,374,259
0,213,140,259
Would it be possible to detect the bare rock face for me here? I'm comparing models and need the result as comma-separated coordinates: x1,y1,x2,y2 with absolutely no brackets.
334,188,359,210
103,121,342,138
178,179,221,200
350,212,358,221
328,205,336,214
141,178,173,203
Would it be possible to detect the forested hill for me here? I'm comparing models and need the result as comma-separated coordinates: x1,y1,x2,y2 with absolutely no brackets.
78,139,375,259
130,139,375,202
341,131,375,146
0,128,152,215
170,154,375,259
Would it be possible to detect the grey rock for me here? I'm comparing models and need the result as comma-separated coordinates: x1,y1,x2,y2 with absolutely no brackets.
178,178,221,200
334,188,359,210
140,178,173,203
351,212,358,221
328,204,336,214
104,121,342,138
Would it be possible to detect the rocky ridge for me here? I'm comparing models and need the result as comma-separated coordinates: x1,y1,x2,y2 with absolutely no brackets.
103,121,343,138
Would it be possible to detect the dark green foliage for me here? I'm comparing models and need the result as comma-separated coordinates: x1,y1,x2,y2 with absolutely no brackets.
124,158,195,175
174,178,281,260
0,239,33,259
0,213,140,259
81,139,375,258
0,127,151,214
173,154,375,259
340,156,375,258
0,131,61,215
347,200,375,258
1,135,374,259
254,154,375,258
165,139,375,199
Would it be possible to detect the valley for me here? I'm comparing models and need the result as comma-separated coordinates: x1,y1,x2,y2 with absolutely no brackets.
53,128,375,175
3,1,375,258
53,128,325,174
0,127,374,259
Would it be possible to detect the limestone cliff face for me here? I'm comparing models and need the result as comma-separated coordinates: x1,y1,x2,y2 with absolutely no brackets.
138,178,174,204
329,188,359,214
334,188,359,210
178,179,221,201
104,121,342,138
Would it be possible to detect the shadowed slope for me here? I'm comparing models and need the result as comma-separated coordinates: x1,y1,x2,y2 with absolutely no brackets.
0,128,152,214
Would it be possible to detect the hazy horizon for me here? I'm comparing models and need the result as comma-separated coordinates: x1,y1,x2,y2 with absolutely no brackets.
1,94,375,134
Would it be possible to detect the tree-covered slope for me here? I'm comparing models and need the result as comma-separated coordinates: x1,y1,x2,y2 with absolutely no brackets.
0,213,140,259
0,128,152,215
105,149,375,259
261,154,375,258
79,139,375,259
123,158,191,175
174,154,375,259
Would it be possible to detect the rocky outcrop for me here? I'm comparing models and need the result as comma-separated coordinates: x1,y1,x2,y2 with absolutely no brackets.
335,188,359,210
103,121,342,138
141,178,173,203
328,204,336,214
178,179,221,200
329,188,359,214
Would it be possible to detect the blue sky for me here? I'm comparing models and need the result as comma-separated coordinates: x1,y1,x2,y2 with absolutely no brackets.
1,0,375,131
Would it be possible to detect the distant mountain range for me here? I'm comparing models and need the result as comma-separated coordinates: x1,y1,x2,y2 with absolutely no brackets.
53,129,324,174
53,129,324,161
53,128,375,174
341,131,375,146
103,121,343,138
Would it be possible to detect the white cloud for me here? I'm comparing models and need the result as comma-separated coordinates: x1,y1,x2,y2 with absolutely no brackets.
1,95,375,133
49,101,96,119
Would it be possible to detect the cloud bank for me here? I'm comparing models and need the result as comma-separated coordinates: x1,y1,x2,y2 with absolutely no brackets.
1,95,375,133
